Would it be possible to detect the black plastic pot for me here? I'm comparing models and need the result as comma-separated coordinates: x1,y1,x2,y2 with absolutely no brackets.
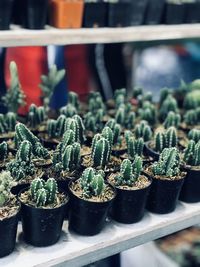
0,208,20,258
0,0,14,30
146,174,184,214
68,181,116,236
83,2,108,28
179,167,200,203
130,0,148,25
111,176,151,224
145,0,165,25
22,0,48,29
19,188,68,247
108,2,132,27
185,2,200,23
39,137,59,150
144,141,160,161
11,183,30,197
164,3,185,24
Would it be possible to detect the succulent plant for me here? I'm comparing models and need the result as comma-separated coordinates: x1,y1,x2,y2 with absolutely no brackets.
68,91,79,110
115,104,135,129
47,119,57,139
0,142,8,161
132,87,143,99
163,111,181,129
137,92,153,107
126,137,144,160
84,112,97,133
188,129,200,143
2,61,26,113
159,94,179,121
39,65,66,111
0,114,6,134
65,115,85,143
183,140,200,166
152,147,180,177
139,101,157,125
135,121,152,142
80,167,105,198
102,127,113,147
115,105,125,125
60,104,77,118
15,123,49,159
184,90,200,110
30,177,58,207
114,157,143,186
27,104,45,129
159,88,172,104
88,91,105,112
184,108,200,126
7,140,36,181
0,171,14,207
56,114,67,137
5,112,16,132
114,88,126,107
155,127,178,153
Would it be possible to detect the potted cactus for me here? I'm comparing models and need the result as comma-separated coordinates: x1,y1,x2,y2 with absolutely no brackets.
0,171,20,257
68,167,116,235
181,107,200,132
138,101,157,126
134,120,153,142
18,177,68,246
146,147,185,214
179,140,200,203
0,112,17,142
108,157,151,224
0,141,14,170
159,94,179,122
26,104,46,134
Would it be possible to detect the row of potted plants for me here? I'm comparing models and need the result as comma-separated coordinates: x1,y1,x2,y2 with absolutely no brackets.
1,0,200,30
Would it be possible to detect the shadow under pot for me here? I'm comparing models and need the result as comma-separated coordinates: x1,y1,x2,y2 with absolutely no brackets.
179,166,200,203
0,0,14,30
108,2,132,27
109,175,152,224
22,0,48,29
83,2,108,28
130,0,148,26
185,2,200,23
18,188,69,247
144,141,160,161
144,0,165,25
68,180,116,236
164,2,185,24
146,172,185,214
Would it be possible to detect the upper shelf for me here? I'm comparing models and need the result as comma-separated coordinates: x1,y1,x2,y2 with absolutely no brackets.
1,24,200,47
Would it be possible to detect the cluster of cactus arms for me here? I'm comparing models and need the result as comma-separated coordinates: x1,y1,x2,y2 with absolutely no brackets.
114,88,126,107
152,147,180,177
135,121,152,142
0,142,8,161
65,115,85,143
183,140,200,166
138,101,157,125
27,104,45,128
184,107,200,126
84,109,104,133
30,178,58,207
137,92,153,107
188,129,200,143
155,127,178,153
102,127,113,147
2,61,26,113
114,157,143,186
91,134,111,169
115,104,135,129
88,92,105,112
39,65,66,111
184,90,200,110
159,88,172,104
7,141,36,181
0,171,14,207
105,119,122,145
60,104,77,118
126,136,144,160
47,114,67,138
68,91,79,110
80,167,105,198
5,112,16,132
159,94,179,121
15,123,49,159
163,111,181,129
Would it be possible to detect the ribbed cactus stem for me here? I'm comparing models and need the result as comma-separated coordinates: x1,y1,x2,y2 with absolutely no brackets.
188,129,200,143
165,127,177,148
164,111,181,129
17,140,32,162
184,140,200,166
155,132,165,153
47,119,57,138
92,137,111,168
0,171,13,207
45,178,58,204
0,141,8,161
6,112,16,132
102,127,113,148
60,104,77,117
56,115,67,137
68,91,79,109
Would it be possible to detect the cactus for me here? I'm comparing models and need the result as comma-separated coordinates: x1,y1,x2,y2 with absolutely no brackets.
15,123,49,159
102,127,113,147
115,106,125,125
60,104,77,118
125,111,136,129
47,119,57,139
27,104,45,129
184,90,200,110
159,88,172,104
30,177,58,207
184,108,200,126
0,171,14,207
159,95,178,121
5,112,16,132
65,115,85,143
80,167,105,198
92,135,111,169
188,129,200,143
56,115,67,137
84,112,97,133
2,61,26,113
88,92,105,112
7,140,36,181
0,114,6,134
114,88,126,107
183,140,200,166
115,105,135,129
126,137,144,160
155,127,178,153
139,101,156,125
114,157,143,186
105,120,122,145
135,121,152,142
152,147,180,177
163,111,181,129
68,91,79,110
0,142,8,161
132,87,143,99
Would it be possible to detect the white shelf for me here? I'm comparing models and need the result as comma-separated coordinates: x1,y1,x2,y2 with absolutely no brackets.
1,202,200,267
1,24,200,47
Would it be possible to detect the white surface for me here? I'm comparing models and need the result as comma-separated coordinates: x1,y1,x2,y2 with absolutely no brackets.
1,202,200,267
1,24,200,47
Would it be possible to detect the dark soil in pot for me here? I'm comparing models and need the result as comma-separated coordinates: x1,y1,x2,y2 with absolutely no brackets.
130,0,148,26
108,2,132,27
83,2,108,28
0,198,20,258
145,169,185,214
108,174,151,224
0,0,14,30
144,0,165,25
164,2,185,24
38,133,59,150
179,166,200,203
68,179,116,236
185,2,200,23
144,141,160,161
19,188,68,247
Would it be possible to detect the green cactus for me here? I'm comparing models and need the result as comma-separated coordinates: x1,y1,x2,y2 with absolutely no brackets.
184,90,200,110
84,112,97,133
0,171,14,207
68,91,79,110
80,167,105,198
2,61,26,113
115,106,125,125
132,87,143,99
159,88,172,104
125,111,136,129
114,88,126,107
102,127,113,148
60,104,77,118
188,129,200,143
126,137,144,160
114,157,143,186
56,115,67,137
152,147,180,177
30,177,58,207
0,114,7,134
0,142,8,161
92,135,111,169
184,108,200,126
163,111,181,129
139,101,157,125
155,127,178,153
105,119,121,144
65,115,85,143
27,104,45,129
88,92,105,112
5,112,16,132
159,94,178,121
183,140,200,166
135,121,152,142
39,65,66,111
47,119,57,138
